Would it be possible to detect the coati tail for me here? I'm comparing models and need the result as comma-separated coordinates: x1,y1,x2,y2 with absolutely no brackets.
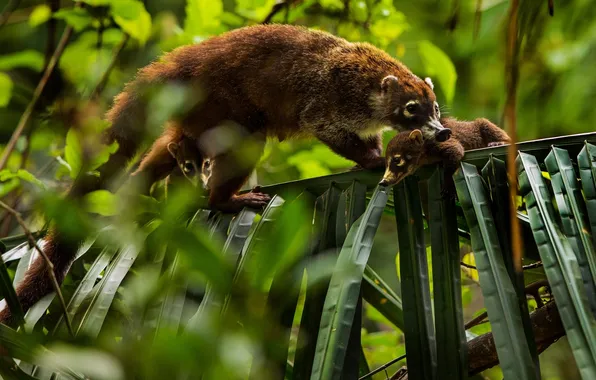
0,228,78,326
0,81,155,325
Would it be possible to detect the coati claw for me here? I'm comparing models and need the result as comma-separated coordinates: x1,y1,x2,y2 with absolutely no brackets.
488,141,507,147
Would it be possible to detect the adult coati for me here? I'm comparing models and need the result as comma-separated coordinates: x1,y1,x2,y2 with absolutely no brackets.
379,117,511,190
0,24,451,325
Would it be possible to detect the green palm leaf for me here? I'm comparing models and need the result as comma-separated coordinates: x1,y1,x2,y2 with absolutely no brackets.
310,185,388,380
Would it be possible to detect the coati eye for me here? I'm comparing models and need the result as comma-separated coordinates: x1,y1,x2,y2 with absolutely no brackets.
434,102,440,118
404,101,419,118
391,155,406,167
183,161,195,173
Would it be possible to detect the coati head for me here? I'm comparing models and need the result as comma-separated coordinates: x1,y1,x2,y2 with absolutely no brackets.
378,75,451,142
378,129,426,186
166,139,211,189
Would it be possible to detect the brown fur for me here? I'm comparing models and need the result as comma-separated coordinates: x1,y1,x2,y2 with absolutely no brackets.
1,24,445,325
380,117,511,193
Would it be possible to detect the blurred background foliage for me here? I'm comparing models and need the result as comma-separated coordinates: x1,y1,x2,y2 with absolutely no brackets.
0,0,591,379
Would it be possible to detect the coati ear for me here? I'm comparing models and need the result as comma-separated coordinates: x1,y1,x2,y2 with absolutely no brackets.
166,142,179,159
409,129,424,145
424,77,434,90
381,75,399,93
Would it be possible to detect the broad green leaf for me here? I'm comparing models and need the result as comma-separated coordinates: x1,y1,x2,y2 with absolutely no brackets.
417,40,457,105
370,3,408,47
0,169,46,189
53,8,93,32
185,0,223,39
75,0,113,5
64,128,83,179
0,51,44,72
29,5,52,27
37,344,124,380
235,0,277,20
83,190,118,216
351,1,368,23
0,73,13,107
112,0,152,45
0,324,42,363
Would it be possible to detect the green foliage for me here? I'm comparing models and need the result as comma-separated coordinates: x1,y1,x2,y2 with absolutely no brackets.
1,1,595,379
0,73,13,107
418,40,457,105
28,5,52,28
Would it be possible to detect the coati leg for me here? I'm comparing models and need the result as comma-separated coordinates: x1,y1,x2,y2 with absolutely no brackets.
316,129,385,170
206,134,271,213
476,118,512,146
433,140,465,199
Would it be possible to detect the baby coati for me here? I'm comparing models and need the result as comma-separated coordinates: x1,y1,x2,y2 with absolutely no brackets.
163,137,211,198
379,117,511,191
0,24,453,325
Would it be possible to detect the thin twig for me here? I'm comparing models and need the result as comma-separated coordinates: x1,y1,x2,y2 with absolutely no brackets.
0,0,22,31
473,0,483,39
358,353,407,380
262,0,292,24
460,261,542,271
89,34,130,99
0,25,75,171
465,311,488,329
0,201,74,337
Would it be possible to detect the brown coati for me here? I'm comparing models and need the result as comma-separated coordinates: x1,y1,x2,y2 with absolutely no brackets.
379,117,511,192
0,24,451,325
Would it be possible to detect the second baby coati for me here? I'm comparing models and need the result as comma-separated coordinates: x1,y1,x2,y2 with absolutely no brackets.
0,24,453,324
163,137,211,199
379,117,511,191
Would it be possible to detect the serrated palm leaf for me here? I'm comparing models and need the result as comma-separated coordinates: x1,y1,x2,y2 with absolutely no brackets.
455,162,538,380
393,177,436,380
310,185,388,380
518,152,596,377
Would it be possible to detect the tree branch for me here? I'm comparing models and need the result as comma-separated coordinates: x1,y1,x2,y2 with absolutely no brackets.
0,0,21,31
89,34,130,99
0,201,74,337
386,301,564,379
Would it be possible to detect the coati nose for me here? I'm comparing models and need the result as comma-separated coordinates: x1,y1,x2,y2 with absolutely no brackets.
436,128,452,142
379,179,389,186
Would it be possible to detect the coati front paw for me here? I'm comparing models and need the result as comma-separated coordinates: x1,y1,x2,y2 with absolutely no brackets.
218,192,271,212
488,141,507,147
